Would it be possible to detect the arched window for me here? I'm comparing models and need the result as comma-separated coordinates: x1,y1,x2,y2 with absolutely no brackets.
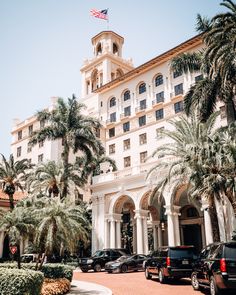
123,90,130,101
139,83,146,94
96,43,102,55
155,75,163,87
113,43,118,54
110,97,116,107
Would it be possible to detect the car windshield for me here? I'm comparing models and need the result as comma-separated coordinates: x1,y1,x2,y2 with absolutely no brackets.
224,244,236,259
117,256,129,262
92,250,105,257
170,248,196,258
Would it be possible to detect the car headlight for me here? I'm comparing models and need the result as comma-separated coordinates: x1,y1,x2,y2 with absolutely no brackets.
87,259,93,264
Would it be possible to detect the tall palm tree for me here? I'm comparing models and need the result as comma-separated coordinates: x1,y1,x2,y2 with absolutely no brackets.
32,198,90,269
148,113,221,241
28,160,86,199
170,0,236,123
0,207,34,268
29,95,105,199
0,154,32,210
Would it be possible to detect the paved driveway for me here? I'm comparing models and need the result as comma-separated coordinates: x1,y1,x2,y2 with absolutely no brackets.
73,270,205,295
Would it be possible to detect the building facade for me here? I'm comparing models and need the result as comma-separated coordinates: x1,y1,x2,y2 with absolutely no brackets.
10,31,236,256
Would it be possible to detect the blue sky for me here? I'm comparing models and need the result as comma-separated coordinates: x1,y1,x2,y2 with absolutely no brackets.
0,0,225,156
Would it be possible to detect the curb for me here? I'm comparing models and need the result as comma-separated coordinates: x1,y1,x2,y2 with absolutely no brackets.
70,279,112,295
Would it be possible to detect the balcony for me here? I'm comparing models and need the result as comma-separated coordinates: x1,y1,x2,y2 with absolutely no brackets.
135,105,146,114
152,97,164,106
120,113,130,120
106,119,116,126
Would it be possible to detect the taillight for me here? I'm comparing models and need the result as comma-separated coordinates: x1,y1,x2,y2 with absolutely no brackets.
220,258,227,272
166,256,171,267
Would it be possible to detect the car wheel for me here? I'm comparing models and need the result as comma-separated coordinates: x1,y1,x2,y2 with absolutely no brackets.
145,267,152,280
158,268,167,284
81,268,88,273
210,276,221,295
191,272,200,291
94,264,102,272
121,264,128,273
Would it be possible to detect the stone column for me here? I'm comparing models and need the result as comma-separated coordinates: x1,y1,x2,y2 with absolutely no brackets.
143,216,149,254
104,217,109,248
202,202,213,245
173,206,181,246
157,224,163,247
116,220,121,248
0,231,5,258
132,221,137,253
152,222,158,250
91,196,99,253
110,219,116,248
165,205,176,246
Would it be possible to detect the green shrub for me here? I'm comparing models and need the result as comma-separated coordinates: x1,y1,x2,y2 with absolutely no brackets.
0,268,44,295
41,264,74,281
0,262,74,282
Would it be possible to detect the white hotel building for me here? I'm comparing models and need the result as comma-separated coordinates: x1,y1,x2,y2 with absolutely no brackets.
10,31,236,255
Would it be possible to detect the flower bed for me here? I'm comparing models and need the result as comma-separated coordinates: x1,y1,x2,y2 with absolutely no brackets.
41,278,71,295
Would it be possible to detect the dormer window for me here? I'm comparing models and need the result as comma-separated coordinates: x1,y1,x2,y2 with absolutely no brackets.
110,97,116,107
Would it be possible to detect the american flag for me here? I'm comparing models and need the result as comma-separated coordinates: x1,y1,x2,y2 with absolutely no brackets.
90,8,108,20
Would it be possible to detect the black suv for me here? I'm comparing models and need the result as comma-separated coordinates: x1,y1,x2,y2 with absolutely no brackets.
78,248,129,272
191,242,236,295
145,246,197,283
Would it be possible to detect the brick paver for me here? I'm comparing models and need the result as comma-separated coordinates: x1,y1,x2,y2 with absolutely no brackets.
73,270,200,295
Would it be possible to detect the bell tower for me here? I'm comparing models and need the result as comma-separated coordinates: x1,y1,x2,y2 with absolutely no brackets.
81,31,133,98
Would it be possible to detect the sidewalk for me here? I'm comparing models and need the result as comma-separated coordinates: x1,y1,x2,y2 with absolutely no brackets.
69,280,112,295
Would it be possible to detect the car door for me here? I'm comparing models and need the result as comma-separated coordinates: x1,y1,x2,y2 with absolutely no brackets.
197,246,211,284
137,255,146,270
148,251,159,275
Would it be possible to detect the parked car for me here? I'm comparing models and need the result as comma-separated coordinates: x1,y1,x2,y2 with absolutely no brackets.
105,254,147,273
145,246,197,283
78,248,129,272
191,241,236,295
21,253,38,263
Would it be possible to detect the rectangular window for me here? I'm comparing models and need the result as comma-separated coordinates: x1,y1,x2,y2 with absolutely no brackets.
140,99,146,110
220,105,226,119
95,128,100,138
173,71,182,78
174,83,183,96
109,144,115,154
156,109,164,120
27,143,32,153
195,74,203,82
28,125,33,136
17,146,21,157
139,133,147,145
156,91,164,103
39,141,44,148
123,139,130,150
139,115,146,127
109,127,115,138
40,120,45,129
140,151,147,163
38,154,44,163
156,127,164,139
174,101,184,113
110,112,116,122
123,122,130,133
124,106,131,116
124,156,131,168
18,130,22,141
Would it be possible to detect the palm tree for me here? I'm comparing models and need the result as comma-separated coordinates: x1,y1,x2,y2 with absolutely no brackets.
28,160,86,199
32,198,90,269
170,0,236,123
0,154,32,210
0,207,34,268
29,95,105,199
148,113,221,241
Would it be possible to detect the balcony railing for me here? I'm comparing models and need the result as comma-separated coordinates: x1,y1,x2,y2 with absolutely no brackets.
135,105,146,113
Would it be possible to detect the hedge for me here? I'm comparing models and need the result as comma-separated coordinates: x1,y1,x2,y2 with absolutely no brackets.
0,263,74,281
0,268,44,295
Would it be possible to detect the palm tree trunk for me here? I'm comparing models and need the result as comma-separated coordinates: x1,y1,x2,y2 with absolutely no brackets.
208,195,220,242
61,141,69,200
226,99,236,124
16,244,21,269
8,194,15,211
